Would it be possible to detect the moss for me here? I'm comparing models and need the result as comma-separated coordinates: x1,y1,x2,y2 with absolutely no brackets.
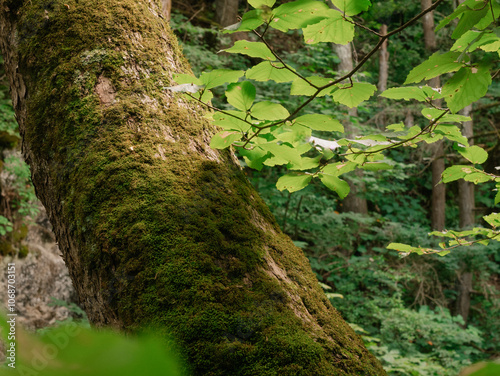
11,0,386,375
12,224,28,243
18,245,29,258
0,241,13,256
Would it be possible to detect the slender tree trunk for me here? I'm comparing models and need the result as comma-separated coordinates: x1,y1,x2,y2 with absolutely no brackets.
162,0,171,21
0,0,385,375
455,271,473,325
334,43,368,214
421,0,437,51
377,24,389,93
421,0,445,230
215,0,239,27
215,0,244,45
458,105,475,228
455,0,474,325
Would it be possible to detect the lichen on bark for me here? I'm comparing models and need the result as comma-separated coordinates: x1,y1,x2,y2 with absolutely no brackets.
0,0,386,374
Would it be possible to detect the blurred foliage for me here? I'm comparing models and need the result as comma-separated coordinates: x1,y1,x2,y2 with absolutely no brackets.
0,314,184,376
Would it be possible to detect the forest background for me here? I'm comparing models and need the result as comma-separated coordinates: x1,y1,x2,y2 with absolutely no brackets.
0,0,499,375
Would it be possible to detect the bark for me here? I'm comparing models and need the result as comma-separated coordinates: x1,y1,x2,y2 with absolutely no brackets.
215,0,239,27
431,140,446,231
0,0,385,375
456,104,474,326
430,85,446,231
458,105,475,228
421,0,445,229
161,0,171,21
421,0,437,51
334,43,368,215
377,24,389,93
455,271,472,325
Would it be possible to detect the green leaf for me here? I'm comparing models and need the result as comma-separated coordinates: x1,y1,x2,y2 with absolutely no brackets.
213,111,250,132
480,39,500,56
361,162,393,171
251,101,289,120
421,108,471,123
276,124,312,145
404,52,464,84
331,0,371,16
226,81,256,111
475,1,500,30
380,86,441,102
246,61,296,82
290,76,335,96
260,142,304,165
441,165,473,183
270,0,330,32
248,0,275,9
288,156,321,170
387,243,417,252
210,131,242,149
323,161,357,176
452,6,489,39
434,124,468,145
380,86,429,101
224,40,275,60
464,172,493,184
457,145,488,164
450,30,500,52
224,10,264,33
436,0,485,32
239,147,269,170
199,69,245,89
276,174,312,192
302,9,354,45
331,83,377,108
320,175,350,198
484,213,500,228
442,65,492,113
294,114,344,132
173,73,202,85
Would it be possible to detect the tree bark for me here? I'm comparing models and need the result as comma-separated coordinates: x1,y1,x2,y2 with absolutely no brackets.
0,0,385,375
215,0,239,27
162,0,171,21
458,106,474,229
421,0,437,51
334,43,368,215
377,24,389,93
421,0,445,230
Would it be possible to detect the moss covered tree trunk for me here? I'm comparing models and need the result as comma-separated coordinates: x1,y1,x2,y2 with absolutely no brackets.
0,0,385,374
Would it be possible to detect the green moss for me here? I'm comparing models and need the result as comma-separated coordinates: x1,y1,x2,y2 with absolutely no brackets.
12,224,28,242
0,241,13,256
18,244,29,258
11,0,386,374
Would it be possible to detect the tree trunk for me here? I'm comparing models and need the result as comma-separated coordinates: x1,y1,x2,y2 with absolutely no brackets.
421,0,437,51
458,106,474,229
162,0,171,21
334,43,368,215
0,0,385,375
455,271,472,326
377,24,389,93
215,0,239,27
421,0,445,230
